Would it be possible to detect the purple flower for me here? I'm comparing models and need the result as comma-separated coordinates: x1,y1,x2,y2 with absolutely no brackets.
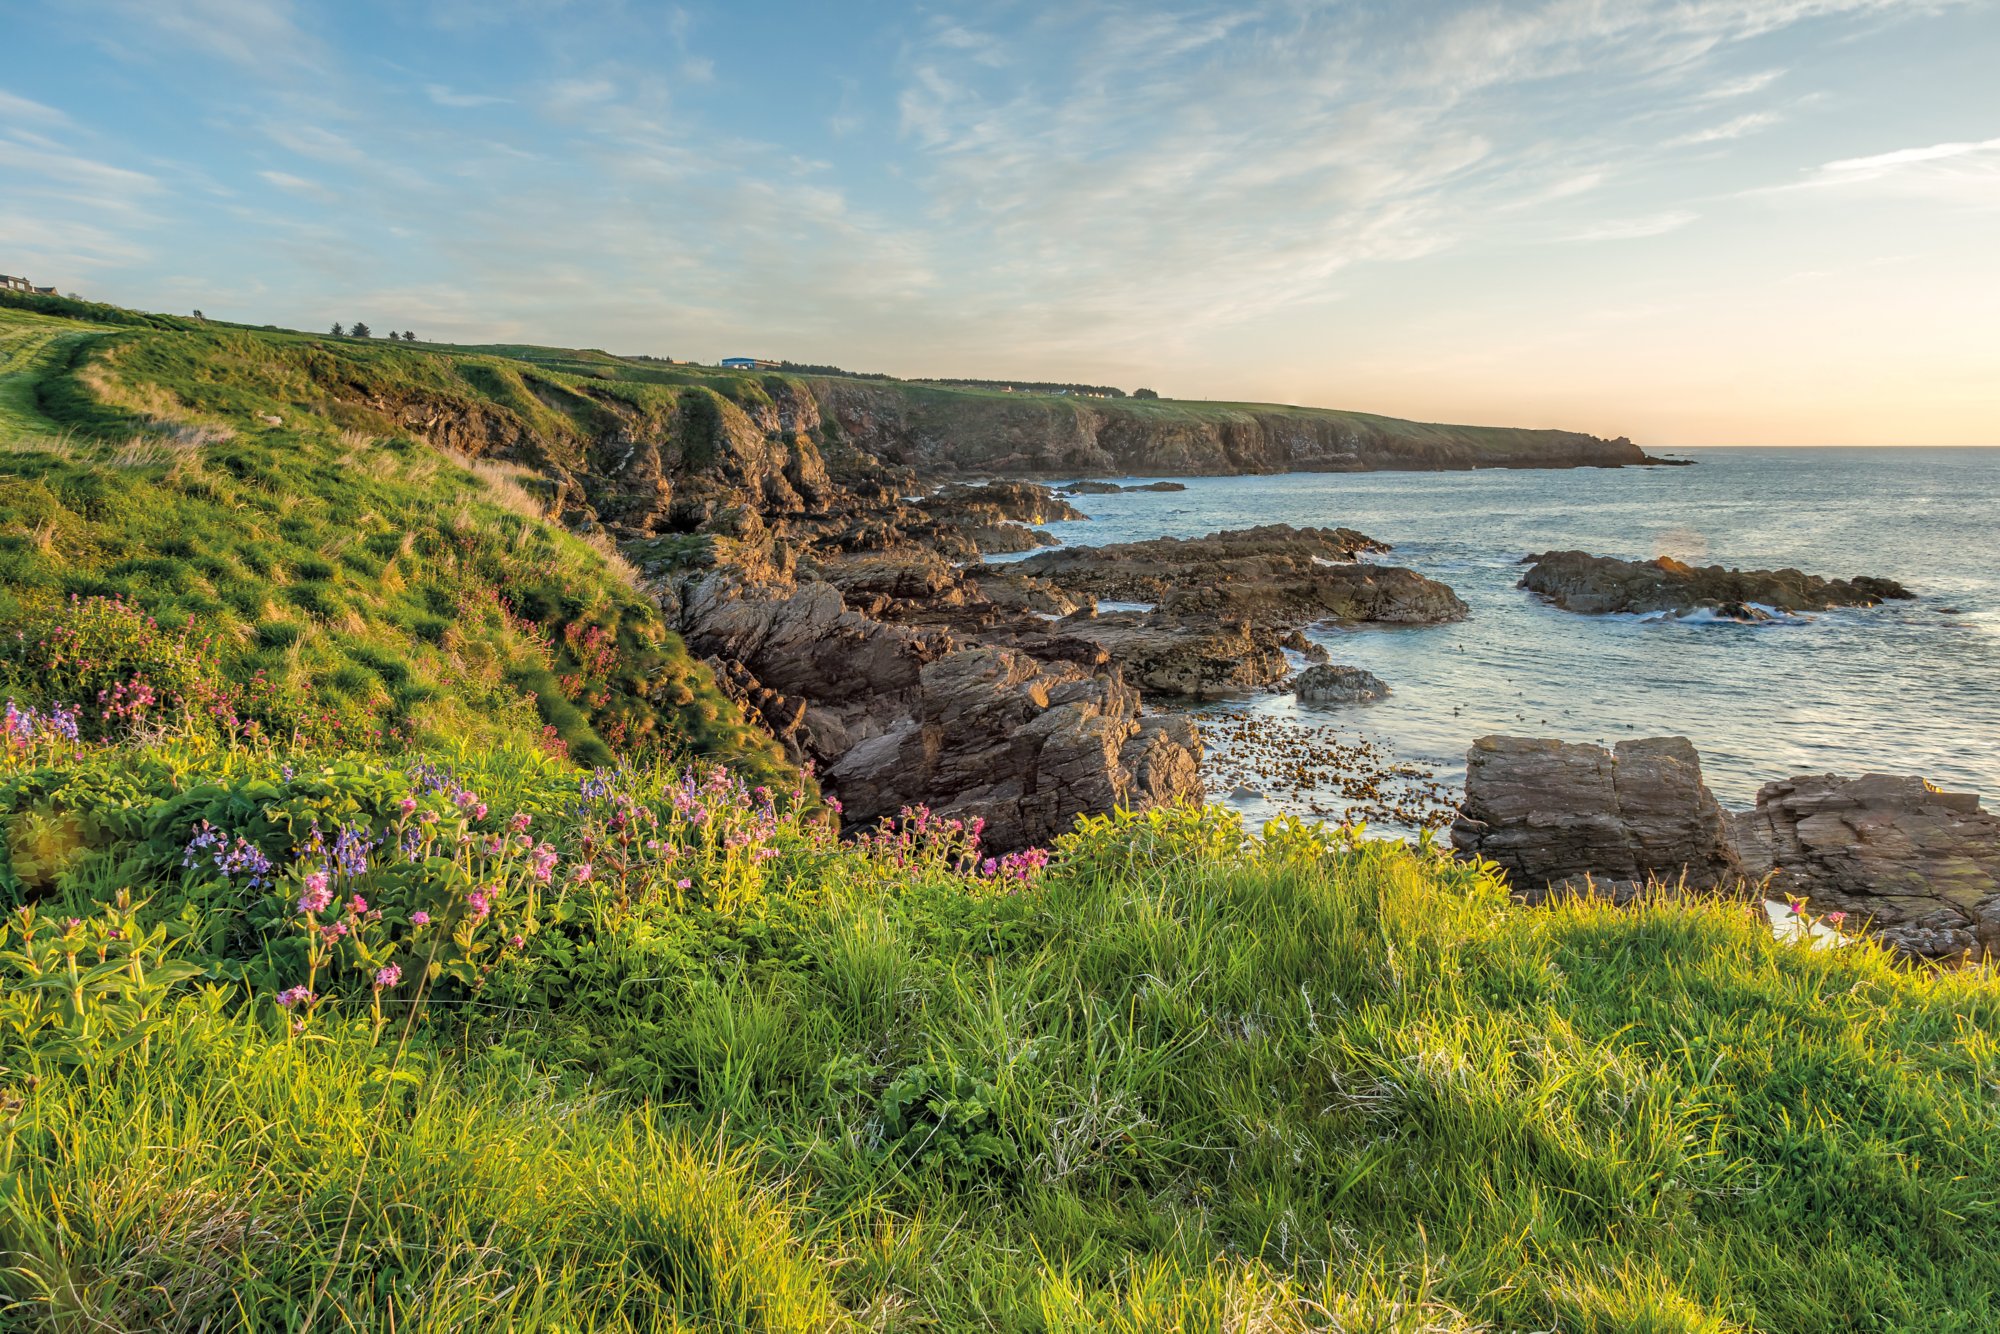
276,985,316,1008
374,963,402,989
410,910,431,926
466,887,493,922
676,877,692,889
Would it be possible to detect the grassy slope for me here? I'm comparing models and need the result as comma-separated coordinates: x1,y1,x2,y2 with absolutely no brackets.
0,295,783,781
2,738,1997,1332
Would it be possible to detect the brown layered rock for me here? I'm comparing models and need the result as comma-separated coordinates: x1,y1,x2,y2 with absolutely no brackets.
1520,551,1914,618
651,540,1202,851
823,647,1201,851
1452,736,1744,900
1010,525,1466,628
916,480,1088,526
1730,774,2000,959
1062,480,1188,494
1053,612,1290,699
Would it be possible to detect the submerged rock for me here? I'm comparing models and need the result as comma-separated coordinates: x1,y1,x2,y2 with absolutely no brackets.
1519,551,1913,617
1292,664,1389,706
1452,735,1744,900
1730,774,2000,959
1062,480,1189,494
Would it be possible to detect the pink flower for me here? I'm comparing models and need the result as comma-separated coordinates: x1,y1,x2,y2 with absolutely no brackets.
466,887,493,922
1826,911,1847,926
572,861,593,883
510,811,531,833
298,871,334,915
472,802,489,821
348,895,369,915
1787,898,1806,916
374,963,401,988
509,934,525,948
276,985,316,1008
676,877,692,890
397,796,417,816
410,911,431,926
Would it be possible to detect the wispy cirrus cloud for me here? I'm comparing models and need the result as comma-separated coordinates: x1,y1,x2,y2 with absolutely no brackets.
1768,135,2000,205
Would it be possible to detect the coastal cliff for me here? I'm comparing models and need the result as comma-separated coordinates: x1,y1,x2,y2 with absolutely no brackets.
804,375,1651,476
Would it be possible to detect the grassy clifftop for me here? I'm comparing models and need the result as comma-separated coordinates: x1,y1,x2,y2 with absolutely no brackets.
0,295,784,780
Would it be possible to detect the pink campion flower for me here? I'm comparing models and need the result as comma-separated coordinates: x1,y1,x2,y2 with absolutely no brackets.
410,911,431,926
1788,898,1807,916
374,963,401,989
397,796,417,816
509,934,525,948
299,871,334,915
528,843,558,882
676,877,692,890
484,836,506,856
276,985,316,1008
466,887,493,922
1826,911,1847,926
572,861,593,883
472,802,489,821
420,810,438,824
510,811,531,833
348,895,369,916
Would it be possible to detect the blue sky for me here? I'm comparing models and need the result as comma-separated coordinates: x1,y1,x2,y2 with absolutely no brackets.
3,0,1996,444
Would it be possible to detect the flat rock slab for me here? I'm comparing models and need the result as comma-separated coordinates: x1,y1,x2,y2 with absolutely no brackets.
1731,773,2000,959
1452,734,1743,899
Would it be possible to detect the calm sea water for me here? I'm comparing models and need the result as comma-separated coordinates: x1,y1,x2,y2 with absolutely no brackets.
1005,447,2000,816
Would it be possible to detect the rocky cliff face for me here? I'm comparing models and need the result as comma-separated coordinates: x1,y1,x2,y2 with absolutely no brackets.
805,378,1651,476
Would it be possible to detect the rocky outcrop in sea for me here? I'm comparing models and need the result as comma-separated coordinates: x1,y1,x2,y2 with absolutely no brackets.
1519,551,1913,619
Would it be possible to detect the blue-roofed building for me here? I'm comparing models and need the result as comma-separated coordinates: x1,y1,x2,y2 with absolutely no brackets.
720,356,781,370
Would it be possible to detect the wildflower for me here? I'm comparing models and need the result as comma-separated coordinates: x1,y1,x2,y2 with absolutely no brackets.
466,887,493,922
509,934,525,948
472,802,488,821
332,825,374,878
1787,898,1807,916
510,811,531,833
276,985,316,1008
374,963,402,989
676,877,692,890
298,871,334,915
347,894,369,915
410,910,431,926
572,861,593,883
397,796,417,816
527,843,558,882
1826,911,1847,926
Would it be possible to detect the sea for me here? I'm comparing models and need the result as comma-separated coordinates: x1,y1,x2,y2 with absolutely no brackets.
996,447,2000,831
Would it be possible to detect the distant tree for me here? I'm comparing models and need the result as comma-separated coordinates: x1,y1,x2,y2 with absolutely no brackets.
192,309,204,320
65,292,81,301
330,322,345,336
402,330,416,342
350,322,372,339
1134,387,1160,399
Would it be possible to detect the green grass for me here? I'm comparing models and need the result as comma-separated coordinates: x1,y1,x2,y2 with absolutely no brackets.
2,741,1996,1331
0,296,783,780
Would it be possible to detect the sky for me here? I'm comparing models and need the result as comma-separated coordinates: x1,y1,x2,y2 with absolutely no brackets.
2,0,1997,446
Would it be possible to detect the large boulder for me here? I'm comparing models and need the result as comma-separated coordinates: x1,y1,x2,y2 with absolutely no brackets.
1293,664,1389,706
1729,774,2000,959
1452,735,1744,899
1520,551,1912,618
1056,612,1289,699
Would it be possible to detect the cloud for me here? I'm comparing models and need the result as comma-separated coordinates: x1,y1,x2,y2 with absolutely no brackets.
881,0,1950,350
0,89,73,127
1668,111,1782,146
1566,210,1699,241
427,83,509,109
1771,136,2000,205
89,0,322,73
